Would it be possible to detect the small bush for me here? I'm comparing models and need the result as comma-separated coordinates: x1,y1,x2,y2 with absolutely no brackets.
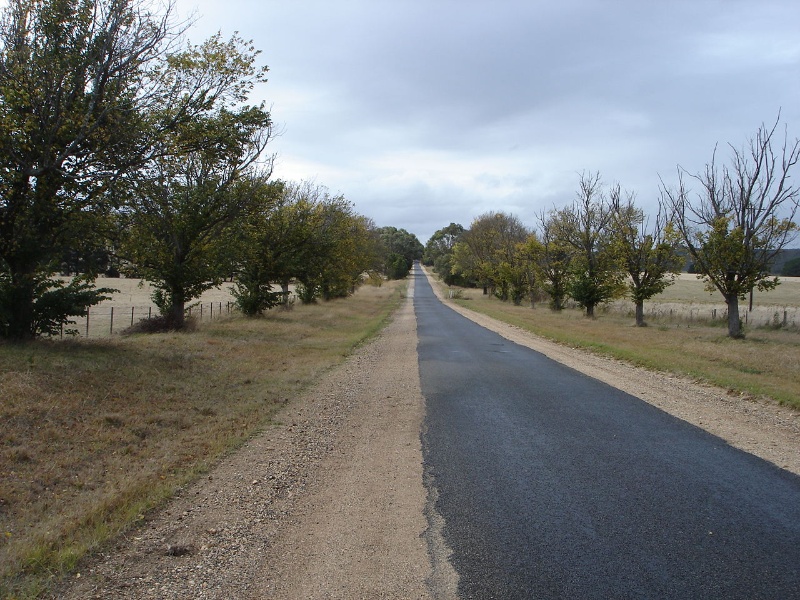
122,315,198,334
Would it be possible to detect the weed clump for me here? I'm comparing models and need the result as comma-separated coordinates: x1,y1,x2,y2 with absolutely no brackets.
123,315,198,335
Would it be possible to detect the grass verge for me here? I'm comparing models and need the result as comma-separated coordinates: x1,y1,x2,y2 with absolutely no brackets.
0,280,405,599
441,284,800,410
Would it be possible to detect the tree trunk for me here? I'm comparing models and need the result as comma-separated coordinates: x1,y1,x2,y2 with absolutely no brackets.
726,295,743,338
280,280,290,306
168,295,186,329
586,303,595,318
5,275,36,340
635,301,645,327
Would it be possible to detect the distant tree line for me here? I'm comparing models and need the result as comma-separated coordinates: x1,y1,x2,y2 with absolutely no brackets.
0,0,422,340
425,118,800,339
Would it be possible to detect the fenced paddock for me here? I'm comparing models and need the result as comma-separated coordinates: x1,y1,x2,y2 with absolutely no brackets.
454,273,800,331
599,300,800,330
616,273,800,330
55,277,240,338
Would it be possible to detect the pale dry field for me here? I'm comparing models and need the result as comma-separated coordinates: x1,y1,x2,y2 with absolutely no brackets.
70,274,800,337
59,278,240,337
605,274,800,328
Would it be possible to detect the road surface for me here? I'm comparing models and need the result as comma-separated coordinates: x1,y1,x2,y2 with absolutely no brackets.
416,267,800,599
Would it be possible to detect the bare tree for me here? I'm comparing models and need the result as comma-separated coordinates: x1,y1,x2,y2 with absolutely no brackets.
662,116,800,338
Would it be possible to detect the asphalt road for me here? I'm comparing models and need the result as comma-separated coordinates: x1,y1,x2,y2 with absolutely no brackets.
415,268,800,599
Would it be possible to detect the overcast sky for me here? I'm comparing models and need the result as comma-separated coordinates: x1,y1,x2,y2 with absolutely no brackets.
174,0,800,243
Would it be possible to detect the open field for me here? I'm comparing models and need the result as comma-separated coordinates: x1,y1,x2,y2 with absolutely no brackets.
54,278,243,338
602,274,800,328
0,280,405,599
442,273,800,410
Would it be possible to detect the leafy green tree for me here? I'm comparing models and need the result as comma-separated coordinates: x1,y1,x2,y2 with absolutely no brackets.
663,118,800,338
459,212,528,299
234,180,331,312
291,193,378,303
377,226,423,279
423,223,464,265
610,185,683,326
451,240,481,288
228,180,287,316
516,234,542,307
0,0,176,339
234,180,380,311
120,34,273,329
553,172,625,317
534,210,573,311
315,207,378,301
425,223,468,286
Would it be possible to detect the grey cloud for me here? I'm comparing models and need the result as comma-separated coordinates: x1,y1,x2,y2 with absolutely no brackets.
179,0,800,242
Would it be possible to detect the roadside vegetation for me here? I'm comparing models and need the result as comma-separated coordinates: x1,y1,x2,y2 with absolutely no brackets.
0,1,424,595
0,0,423,341
426,118,800,341
0,280,405,598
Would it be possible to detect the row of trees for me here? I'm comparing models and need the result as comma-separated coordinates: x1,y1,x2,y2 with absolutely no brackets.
425,178,682,327
425,119,800,338
0,0,422,340
230,180,422,317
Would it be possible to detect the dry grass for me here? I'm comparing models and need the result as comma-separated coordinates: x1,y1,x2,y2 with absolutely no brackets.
445,275,800,410
0,280,405,598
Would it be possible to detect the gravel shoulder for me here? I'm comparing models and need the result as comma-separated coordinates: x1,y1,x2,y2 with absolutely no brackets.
53,268,799,598
54,277,440,599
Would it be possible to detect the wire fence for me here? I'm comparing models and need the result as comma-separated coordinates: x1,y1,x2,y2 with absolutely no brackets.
57,301,237,339
599,300,799,330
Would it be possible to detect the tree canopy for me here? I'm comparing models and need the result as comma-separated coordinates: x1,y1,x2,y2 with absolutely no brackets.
118,33,274,328
0,0,179,339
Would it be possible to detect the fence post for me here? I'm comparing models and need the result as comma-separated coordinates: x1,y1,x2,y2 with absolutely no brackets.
210,302,213,319
131,307,135,328
110,306,114,335
86,307,90,337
